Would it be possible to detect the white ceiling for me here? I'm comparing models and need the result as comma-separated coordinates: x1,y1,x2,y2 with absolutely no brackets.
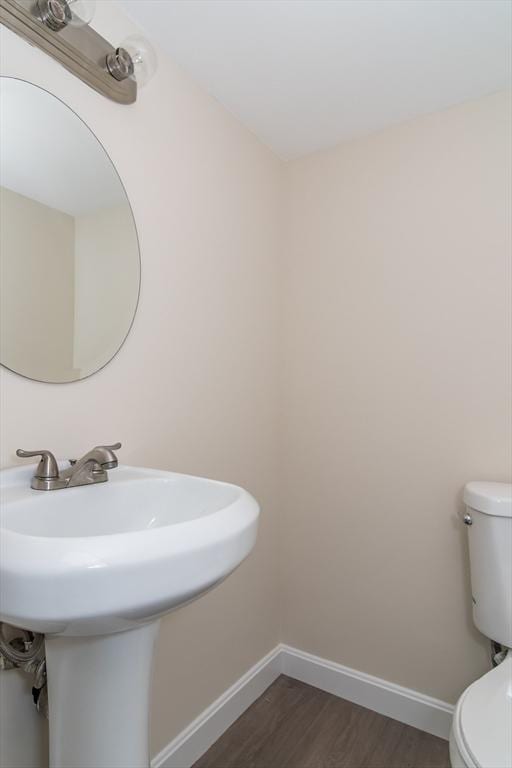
0,78,126,216
121,0,512,159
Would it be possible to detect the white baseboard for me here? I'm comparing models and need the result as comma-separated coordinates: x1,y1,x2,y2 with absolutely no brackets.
152,643,454,768
280,645,454,741
152,646,282,768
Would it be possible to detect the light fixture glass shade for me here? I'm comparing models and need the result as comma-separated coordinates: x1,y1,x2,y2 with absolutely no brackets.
121,35,158,88
66,0,96,27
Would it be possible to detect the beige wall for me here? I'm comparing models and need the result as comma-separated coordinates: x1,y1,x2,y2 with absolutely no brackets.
0,186,75,381
281,90,512,704
0,2,281,758
73,203,139,376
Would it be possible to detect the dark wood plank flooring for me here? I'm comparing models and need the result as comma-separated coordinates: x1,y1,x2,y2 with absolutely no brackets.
193,675,450,768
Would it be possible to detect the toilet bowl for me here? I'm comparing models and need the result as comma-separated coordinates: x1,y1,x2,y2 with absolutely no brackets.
449,481,512,768
449,654,512,768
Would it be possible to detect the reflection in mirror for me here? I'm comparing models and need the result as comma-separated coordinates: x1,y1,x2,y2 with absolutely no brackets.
0,77,140,383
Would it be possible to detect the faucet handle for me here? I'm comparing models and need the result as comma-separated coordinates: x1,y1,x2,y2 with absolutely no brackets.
16,449,59,479
100,443,122,451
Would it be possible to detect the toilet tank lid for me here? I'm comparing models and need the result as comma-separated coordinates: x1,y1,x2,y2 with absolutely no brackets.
464,482,512,517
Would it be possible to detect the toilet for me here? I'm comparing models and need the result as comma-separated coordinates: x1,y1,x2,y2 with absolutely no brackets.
449,482,512,768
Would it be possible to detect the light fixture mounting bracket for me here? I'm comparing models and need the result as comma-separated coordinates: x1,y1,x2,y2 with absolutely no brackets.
0,0,136,104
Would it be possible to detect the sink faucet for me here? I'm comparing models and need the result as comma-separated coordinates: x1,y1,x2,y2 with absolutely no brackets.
16,444,122,491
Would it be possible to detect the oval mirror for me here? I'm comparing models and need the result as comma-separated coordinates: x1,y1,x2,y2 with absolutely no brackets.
0,77,140,383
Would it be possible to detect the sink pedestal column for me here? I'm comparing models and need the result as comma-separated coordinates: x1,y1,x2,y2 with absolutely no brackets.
45,622,159,768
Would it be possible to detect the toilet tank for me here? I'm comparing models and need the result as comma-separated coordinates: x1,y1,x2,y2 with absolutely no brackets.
463,482,512,648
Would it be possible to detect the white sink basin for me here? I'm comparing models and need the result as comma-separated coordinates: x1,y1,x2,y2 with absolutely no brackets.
0,464,259,636
0,462,260,768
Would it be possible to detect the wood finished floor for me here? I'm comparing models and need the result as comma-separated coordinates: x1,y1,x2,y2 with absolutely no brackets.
193,675,450,768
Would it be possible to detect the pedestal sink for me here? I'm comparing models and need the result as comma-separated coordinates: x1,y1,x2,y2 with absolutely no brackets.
0,464,259,768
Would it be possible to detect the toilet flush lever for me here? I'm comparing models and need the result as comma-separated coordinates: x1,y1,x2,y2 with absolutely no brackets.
463,513,473,526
